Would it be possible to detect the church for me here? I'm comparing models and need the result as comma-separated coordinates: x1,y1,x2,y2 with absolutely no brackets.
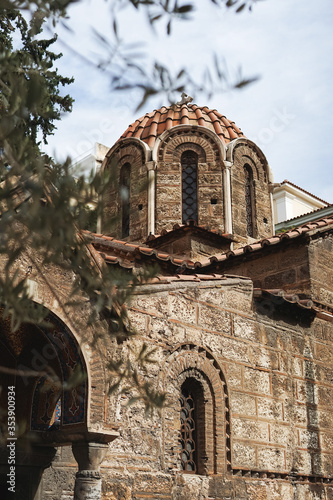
1,97,333,500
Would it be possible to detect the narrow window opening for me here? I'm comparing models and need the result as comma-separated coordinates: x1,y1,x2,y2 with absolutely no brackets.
244,164,254,237
182,151,198,224
179,378,204,474
210,198,217,205
120,163,131,238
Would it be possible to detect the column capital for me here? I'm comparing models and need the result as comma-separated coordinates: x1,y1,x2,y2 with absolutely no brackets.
72,442,108,472
146,161,157,171
73,442,108,500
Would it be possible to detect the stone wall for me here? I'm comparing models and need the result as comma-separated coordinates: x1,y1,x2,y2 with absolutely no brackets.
308,232,333,307
231,142,273,245
3,238,332,500
155,130,225,233
102,141,148,241
95,276,333,499
214,239,311,294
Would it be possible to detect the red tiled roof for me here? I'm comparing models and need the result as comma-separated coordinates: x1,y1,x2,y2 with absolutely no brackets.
200,215,333,268
119,103,244,149
83,214,333,273
254,288,333,319
143,274,238,284
83,231,200,270
145,221,234,247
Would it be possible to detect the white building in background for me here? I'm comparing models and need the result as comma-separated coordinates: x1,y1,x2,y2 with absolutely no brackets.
273,179,329,224
70,142,109,176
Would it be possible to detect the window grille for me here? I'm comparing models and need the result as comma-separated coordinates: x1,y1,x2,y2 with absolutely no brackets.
244,164,254,237
181,151,198,223
120,163,131,238
180,385,197,472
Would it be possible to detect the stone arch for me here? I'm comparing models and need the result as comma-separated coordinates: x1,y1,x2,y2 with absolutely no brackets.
0,274,109,433
226,138,271,184
33,302,106,430
160,343,230,475
155,125,226,164
29,313,88,431
153,127,226,232
173,142,206,164
0,309,89,433
242,154,259,181
227,138,274,241
102,138,149,240
103,137,151,166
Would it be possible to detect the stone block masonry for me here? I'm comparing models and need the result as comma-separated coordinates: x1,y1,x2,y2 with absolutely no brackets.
97,276,333,499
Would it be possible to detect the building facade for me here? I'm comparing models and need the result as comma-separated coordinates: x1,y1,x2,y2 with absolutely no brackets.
1,100,333,500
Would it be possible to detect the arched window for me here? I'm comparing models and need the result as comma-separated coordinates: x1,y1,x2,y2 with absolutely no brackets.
244,164,254,237
120,163,131,238
182,151,198,223
179,378,205,474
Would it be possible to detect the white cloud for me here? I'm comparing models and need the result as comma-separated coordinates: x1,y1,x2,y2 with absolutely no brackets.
43,0,333,202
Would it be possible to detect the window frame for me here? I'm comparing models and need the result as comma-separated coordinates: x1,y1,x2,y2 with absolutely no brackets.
181,150,199,224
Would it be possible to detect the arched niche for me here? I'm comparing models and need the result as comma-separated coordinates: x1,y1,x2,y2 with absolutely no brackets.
153,128,227,232
0,307,88,438
227,139,274,242
101,139,150,240
160,344,231,476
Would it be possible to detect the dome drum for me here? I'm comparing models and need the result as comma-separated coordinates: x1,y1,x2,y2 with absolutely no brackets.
102,103,274,250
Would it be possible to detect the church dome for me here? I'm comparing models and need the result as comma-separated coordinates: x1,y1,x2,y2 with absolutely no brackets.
104,99,273,246
119,103,244,149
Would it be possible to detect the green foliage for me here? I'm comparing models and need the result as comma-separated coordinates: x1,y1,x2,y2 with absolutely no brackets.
87,0,260,110
0,9,73,145
0,0,259,417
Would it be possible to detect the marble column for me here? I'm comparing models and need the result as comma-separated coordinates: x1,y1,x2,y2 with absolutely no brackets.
146,161,156,236
223,162,233,235
72,442,108,500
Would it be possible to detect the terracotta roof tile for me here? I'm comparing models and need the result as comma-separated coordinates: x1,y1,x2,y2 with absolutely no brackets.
192,105,205,126
145,221,233,244
199,215,333,268
103,255,119,263
138,247,154,255
119,103,244,149
85,214,333,274
253,288,333,320
181,106,189,125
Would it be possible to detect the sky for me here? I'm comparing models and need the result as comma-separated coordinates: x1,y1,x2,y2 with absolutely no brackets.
42,0,333,203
